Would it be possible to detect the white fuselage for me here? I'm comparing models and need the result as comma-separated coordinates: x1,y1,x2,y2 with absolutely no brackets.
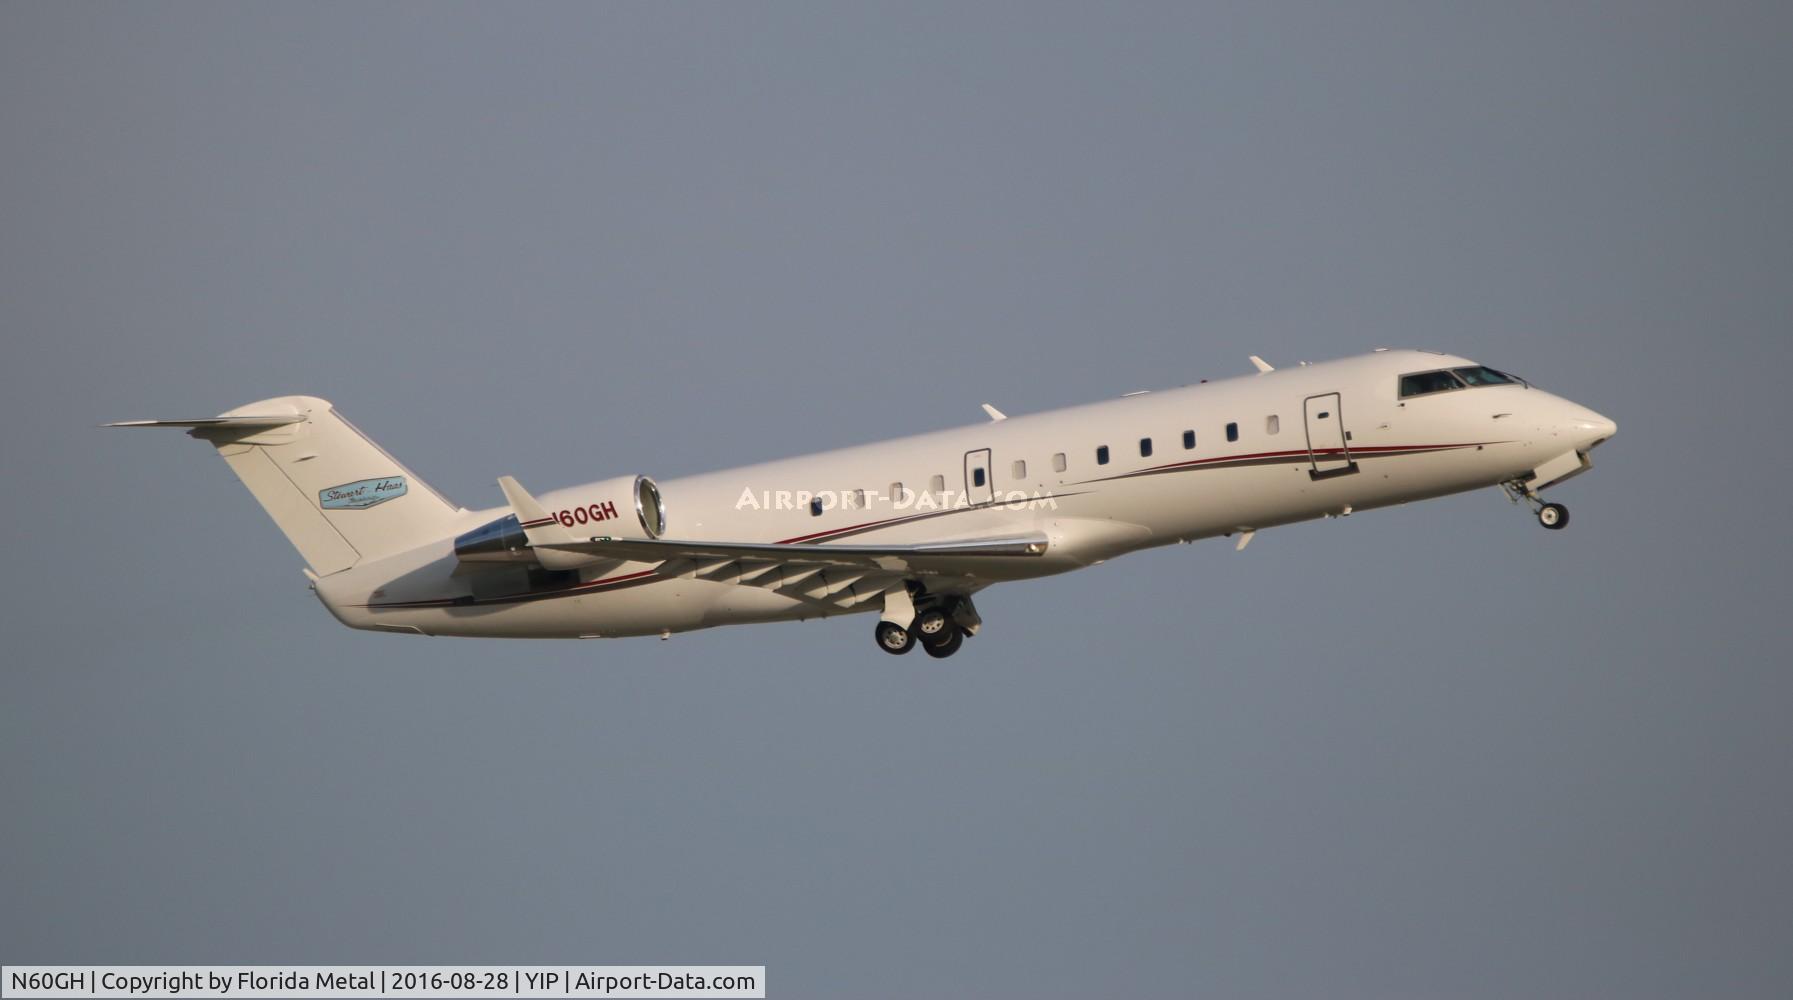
311,350,1615,638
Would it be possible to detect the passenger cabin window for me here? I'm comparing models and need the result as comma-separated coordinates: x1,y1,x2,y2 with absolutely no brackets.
1012,459,1026,479
809,497,824,516
854,489,867,509
890,481,905,503
1226,422,1239,443
972,467,986,488
1400,370,1467,398
929,474,945,494
1139,437,1153,458
1096,445,1110,466
1266,415,1280,435
1052,452,1067,473
1182,430,1195,450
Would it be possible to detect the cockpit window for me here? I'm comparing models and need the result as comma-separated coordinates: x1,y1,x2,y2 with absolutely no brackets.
1452,366,1517,387
1399,370,1466,398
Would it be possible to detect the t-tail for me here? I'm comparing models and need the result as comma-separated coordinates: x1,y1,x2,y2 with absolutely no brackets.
109,396,461,575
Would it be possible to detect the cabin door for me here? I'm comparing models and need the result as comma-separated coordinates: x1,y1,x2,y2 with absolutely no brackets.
1303,393,1359,480
964,449,994,506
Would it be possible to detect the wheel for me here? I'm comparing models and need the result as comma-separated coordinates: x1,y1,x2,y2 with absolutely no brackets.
921,628,964,658
913,608,953,647
1537,502,1569,530
875,620,916,655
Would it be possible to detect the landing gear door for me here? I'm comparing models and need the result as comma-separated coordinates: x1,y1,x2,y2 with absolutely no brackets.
1304,393,1358,480
964,448,994,506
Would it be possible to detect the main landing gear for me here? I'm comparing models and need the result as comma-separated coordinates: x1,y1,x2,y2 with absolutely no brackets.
1502,480,1570,531
875,620,916,654
922,628,964,658
875,599,972,658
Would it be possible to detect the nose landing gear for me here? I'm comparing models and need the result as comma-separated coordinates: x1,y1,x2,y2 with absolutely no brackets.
1537,502,1569,530
1502,480,1570,531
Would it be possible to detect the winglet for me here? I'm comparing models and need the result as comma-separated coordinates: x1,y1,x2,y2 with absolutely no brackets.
1249,356,1274,374
981,403,1007,422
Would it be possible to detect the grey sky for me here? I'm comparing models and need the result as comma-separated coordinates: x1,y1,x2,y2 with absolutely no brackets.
3,3,1790,997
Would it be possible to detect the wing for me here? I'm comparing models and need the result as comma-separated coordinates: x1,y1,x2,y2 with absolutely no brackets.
545,534,1047,580
537,533,1047,572
483,475,1048,615
536,533,1048,614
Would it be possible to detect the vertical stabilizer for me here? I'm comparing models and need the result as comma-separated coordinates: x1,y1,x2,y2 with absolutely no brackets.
110,397,461,575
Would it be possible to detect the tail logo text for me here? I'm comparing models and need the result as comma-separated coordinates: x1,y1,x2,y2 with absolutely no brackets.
320,476,408,510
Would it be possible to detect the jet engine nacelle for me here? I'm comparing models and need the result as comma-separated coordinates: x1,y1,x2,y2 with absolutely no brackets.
454,474,666,569
534,474,667,541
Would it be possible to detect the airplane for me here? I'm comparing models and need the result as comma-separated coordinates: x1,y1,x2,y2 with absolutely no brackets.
110,349,1615,657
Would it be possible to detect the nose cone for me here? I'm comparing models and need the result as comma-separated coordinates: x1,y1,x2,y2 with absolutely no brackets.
1570,409,1617,449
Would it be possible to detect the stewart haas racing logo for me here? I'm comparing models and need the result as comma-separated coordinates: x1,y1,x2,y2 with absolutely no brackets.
319,476,407,510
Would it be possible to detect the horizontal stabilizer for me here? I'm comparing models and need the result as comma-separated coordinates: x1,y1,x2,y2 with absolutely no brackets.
105,415,305,430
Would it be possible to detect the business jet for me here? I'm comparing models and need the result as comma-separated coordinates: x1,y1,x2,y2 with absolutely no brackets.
111,349,1615,657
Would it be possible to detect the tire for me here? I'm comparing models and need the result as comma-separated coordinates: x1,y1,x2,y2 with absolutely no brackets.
913,608,953,646
876,621,916,655
1538,502,1569,530
921,628,964,658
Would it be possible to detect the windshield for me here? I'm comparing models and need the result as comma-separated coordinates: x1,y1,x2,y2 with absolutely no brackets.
1401,365,1529,399
1399,370,1466,398
1452,366,1517,387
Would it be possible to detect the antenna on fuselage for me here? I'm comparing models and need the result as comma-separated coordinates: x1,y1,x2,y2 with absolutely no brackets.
1249,356,1274,374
